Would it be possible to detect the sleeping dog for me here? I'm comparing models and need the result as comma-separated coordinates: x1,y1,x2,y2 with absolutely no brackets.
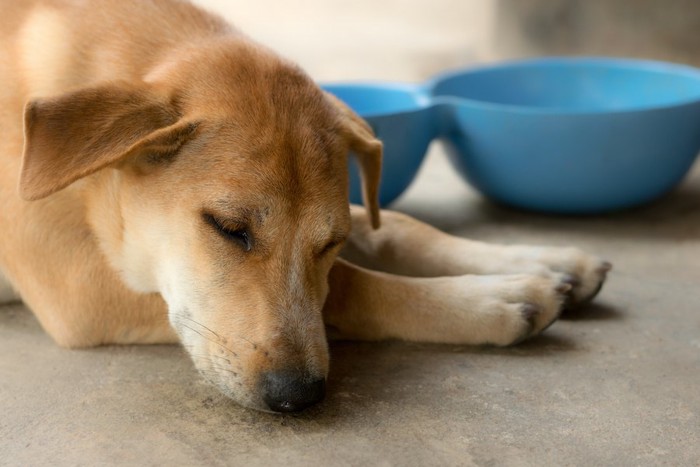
0,0,610,412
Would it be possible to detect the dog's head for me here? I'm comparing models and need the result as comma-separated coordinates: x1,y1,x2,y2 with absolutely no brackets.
18,40,381,412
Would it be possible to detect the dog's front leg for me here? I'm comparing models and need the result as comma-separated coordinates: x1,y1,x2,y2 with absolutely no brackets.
323,258,570,346
342,206,610,305
24,286,179,348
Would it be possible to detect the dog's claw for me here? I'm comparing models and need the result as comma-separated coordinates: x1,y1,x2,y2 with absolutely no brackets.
597,261,613,273
562,274,580,288
555,281,573,294
521,303,540,322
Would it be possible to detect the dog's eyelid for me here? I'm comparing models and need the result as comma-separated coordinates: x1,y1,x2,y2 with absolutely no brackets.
202,212,253,251
317,235,347,257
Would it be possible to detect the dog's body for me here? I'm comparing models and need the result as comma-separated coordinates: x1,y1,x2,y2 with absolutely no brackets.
0,0,610,412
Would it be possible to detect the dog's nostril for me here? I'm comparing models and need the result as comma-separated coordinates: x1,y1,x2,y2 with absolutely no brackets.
261,370,326,413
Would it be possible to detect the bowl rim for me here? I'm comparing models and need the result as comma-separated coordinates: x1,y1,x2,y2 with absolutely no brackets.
320,81,432,118
426,56,700,116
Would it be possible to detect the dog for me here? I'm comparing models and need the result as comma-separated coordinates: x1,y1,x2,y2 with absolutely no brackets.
0,0,611,412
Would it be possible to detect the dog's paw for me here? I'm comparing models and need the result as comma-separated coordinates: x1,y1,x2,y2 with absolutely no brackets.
532,247,611,307
499,245,611,308
473,274,571,346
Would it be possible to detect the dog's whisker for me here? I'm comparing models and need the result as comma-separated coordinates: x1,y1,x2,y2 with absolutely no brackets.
175,320,241,358
181,316,257,347
186,353,234,363
199,367,239,376
175,317,256,351
180,316,223,339
176,321,225,347
186,356,237,370
183,352,242,373
189,359,229,368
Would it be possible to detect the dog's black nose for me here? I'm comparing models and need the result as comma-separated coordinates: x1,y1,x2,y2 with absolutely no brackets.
261,370,326,413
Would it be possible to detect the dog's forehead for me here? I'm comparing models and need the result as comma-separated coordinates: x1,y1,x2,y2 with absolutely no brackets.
175,39,340,129
189,52,346,164
189,117,350,220
221,76,342,158
203,115,347,181
170,40,351,215
201,91,348,186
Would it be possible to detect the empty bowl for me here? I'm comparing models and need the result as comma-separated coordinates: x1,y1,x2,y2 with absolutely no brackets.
321,83,434,206
324,58,700,213
430,58,700,213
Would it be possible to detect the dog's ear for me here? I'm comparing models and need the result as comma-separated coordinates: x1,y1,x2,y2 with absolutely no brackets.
19,81,197,201
325,93,383,229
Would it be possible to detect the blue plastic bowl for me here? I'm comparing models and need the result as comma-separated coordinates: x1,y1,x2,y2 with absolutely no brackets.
430,58,700,213
322,83,434,206
325,58,700,213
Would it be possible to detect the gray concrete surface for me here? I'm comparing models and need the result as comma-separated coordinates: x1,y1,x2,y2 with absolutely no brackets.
3,148,699,467
2,1,700,466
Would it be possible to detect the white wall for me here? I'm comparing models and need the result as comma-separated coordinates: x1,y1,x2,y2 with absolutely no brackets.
193,0,496,82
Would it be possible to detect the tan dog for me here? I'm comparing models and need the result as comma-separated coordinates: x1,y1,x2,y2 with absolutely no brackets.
0,0,610,412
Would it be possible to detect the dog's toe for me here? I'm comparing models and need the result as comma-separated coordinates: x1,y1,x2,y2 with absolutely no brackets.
498,275,568,346
569,259,612,307
520,302,540,322
579,262,611,304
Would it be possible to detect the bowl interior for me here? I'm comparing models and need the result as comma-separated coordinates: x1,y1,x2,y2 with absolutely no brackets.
321,83,426,117
431,59,700,112
322,83,435,206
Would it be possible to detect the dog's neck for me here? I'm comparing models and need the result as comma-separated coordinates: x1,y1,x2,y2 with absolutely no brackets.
81,169,161,294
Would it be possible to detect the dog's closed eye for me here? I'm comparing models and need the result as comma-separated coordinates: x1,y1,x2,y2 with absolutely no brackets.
203,213,252,252
317,237,346,258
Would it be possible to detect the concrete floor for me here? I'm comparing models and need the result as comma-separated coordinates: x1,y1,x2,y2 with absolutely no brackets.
2,1,700,466
3,149,700,466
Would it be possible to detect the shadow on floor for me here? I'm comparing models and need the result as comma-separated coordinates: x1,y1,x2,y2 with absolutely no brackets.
401,165,700,241
560,302,623,322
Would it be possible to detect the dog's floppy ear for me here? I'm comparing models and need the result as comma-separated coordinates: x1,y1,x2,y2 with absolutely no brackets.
20,81,197,201
325,93,383,229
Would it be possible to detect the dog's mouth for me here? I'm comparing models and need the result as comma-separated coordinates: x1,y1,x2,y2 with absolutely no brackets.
175,318,327,412
191,354,327,413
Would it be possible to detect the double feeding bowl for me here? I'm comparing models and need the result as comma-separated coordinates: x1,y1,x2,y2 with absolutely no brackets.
323,58,700,214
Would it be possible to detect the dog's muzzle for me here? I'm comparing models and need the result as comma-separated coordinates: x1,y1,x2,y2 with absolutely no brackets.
260,370,326,412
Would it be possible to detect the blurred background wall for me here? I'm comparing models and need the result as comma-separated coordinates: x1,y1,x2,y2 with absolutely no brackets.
195,0,700,80
493,0,700,66
195,0,493,81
